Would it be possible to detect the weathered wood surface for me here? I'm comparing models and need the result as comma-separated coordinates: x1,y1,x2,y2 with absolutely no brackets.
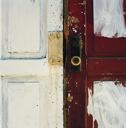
0,0,63,128
48,32,63,65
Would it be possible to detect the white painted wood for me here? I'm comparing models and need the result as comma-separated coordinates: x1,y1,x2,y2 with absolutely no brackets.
1,0,47,59
88,81,126,128
48,0,63,32
48,66,63,128
0,0,63,127
0,59,49,76
8,0,40,52
7,83,40,128
1,74,63,128
2,77,49,128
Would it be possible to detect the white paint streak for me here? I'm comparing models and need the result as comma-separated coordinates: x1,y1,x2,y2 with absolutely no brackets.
94,0,126,38
88,81,126,128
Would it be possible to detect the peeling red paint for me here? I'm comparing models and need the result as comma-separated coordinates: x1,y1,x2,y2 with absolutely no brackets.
64,0,85,126
64,0,126,128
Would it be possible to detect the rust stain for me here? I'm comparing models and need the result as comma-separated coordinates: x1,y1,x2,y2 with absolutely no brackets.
64,22,69,38
48,32,63,65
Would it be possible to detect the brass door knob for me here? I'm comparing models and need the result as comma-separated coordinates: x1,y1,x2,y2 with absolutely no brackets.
71,56,81,66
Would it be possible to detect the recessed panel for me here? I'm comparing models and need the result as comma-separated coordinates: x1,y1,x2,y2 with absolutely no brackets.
8,0,40,53
2,80,41,128
94,0,126,38
88,81,126,127
2,0,47,58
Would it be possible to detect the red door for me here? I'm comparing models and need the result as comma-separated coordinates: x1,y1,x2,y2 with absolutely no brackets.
64,0,126,128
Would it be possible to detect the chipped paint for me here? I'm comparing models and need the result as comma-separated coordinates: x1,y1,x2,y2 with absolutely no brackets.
88,81,126,128
48,32,63,65
67,16,79,26
67,93,73,102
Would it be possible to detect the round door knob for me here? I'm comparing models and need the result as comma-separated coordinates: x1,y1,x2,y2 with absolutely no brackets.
71,56,81,66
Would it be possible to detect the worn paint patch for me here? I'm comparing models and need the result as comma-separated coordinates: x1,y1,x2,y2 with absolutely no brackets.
48,32,63,65
88,81,126,128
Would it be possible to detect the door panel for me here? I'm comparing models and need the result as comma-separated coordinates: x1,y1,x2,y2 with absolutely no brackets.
86,0,126,57
87,81,126,128
85,77,126,128
85,59,126,128
94,0,126,38
1,0,47,59
1,77,48,128
6,83,40,128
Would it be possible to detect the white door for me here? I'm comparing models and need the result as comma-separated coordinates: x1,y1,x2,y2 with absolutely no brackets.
0,0,63,128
